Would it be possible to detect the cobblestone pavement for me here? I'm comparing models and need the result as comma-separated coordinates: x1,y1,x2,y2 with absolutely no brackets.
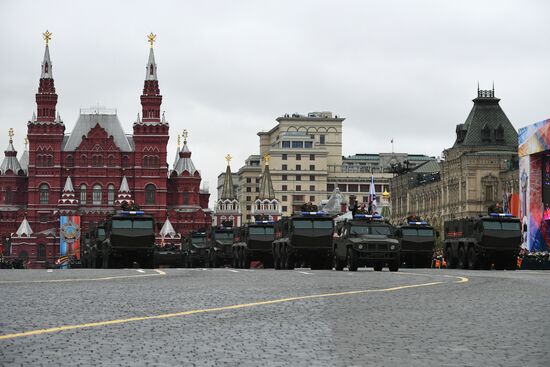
0,268,548,366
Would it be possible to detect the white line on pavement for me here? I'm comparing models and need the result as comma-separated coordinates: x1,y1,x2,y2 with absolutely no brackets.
136,269,145,273
227,269,239,273
297,271,313,275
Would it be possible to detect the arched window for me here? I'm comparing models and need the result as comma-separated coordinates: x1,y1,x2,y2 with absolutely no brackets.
5,187,13,204
37,155,43,167
92,155,103,167
145,184,156,205
37,244,46,260
47,155,53,167
81,155,87,167
108,184,115,205
143,156,150,168
150,64,154,75
80,184,87,205
93,184,102,205
66,155,74,167
39,184,49,204
108,155,115,167
122,156,129,168
44,62,49,74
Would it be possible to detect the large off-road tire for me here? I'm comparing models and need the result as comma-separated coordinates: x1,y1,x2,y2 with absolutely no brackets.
346,248,358,272
458,246,467,269
285,247,295,270
274,246,281,270
211,252,218,268
446,245,458,269
505,256,518,271
102,251,110,269
373,263,383,272
232,249,238,268
242,249,250,269
467,246,479,270
389,261,399,272
333,252,344,271
280,246,288,270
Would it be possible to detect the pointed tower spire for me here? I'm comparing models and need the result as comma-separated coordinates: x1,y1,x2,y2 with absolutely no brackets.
140,33,163,123
35,30,59,124
160,217,177,239
115,176,133,207
173,129,197,176
221,154,236,199
58,176,79,208
15,217,33,237
0,128,23,175
173,134,181,169
258,153,275,199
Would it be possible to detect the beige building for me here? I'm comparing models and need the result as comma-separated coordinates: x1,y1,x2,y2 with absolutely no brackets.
219,112,433,221
390,88,519,237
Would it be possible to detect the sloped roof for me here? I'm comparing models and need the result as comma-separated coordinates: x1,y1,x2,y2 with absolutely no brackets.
413,160,440,173
19,150,28,174
454,90,518,148
160,217,177,238
258,164,275,200
0,141,23,175
173,142,197,176
63,112,133,152
15,218,33,237
220,164,236,199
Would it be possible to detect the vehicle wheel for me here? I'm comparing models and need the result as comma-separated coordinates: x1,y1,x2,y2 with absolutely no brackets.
467,246,479,270
242,249,250,269
458,246,467,269
346,248,358,271
284,246,294,270
231,248,239,269
280,246,287,270
389,261,399,272
446,246,458,269
102,252,109,269
239,248,246,269
274,246,281,270
505,256,518,271
333,252,344,271
211,252,218,268
373,263,383,272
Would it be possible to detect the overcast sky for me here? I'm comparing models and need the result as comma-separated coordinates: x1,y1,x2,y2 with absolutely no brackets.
1,0,549,206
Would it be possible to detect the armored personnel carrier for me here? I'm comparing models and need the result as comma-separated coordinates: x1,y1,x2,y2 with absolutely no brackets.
396,221,436,268
206,226,235,268
232,221,275,268
333,214,400,272
99,211,156,268
181,230,209,268
444,213,521,270
81,223,106,268
272,212,334,270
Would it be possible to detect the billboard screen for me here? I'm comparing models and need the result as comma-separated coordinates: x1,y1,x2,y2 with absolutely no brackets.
60,215,81,268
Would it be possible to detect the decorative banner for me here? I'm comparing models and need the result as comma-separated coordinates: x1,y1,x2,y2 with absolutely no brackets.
60,215,81,268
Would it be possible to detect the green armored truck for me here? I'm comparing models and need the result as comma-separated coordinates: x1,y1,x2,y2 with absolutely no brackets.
232,221,275,268
206,226,235,268
272,212,334,270
444,213,521,270
396,221,436,268
100,211,156,268
182,230,209,268
333,214,400,272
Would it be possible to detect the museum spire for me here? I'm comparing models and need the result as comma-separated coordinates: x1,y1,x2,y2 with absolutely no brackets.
140,33,163,123
220,154,236,200
35,30,60,124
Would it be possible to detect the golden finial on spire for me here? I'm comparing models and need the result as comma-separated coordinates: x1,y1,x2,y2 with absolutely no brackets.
182,129,188,143
8,128,14,142
147,32,157,48
24,137,29,147
262,152,270,165
225,154,232,165
177,134,181,147
43,30,52,46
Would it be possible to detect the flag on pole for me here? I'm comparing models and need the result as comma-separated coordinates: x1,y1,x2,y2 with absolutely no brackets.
369,174,377,213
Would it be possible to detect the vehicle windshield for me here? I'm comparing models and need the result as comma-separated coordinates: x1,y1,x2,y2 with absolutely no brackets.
350,225,392,236
402,228,434,237
191,236,206,244
249,227,275,237
112,219,153,230
482,220,521,231
293,220,333,230
97,228,106,238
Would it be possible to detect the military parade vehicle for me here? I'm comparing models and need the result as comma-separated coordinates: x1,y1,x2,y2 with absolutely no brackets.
80,223,106,268
98,211,156,268
333,214,400,272
206,225,235,268
232,220,275,268
272,211,334,270
444,213,521,270
396,220,436,268
154,243,183,268
181,230,210,268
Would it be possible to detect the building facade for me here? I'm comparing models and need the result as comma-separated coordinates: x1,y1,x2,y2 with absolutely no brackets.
1,34,211,267
390,88,519,237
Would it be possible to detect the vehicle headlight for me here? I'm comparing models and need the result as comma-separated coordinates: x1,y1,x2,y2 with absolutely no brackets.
390,244,396,250
358,244,364,250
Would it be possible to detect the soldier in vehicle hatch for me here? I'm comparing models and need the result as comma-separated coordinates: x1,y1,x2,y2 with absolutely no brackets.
300,202,318,212
349,195,359,216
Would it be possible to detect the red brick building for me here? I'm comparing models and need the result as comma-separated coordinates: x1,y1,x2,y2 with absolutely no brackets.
0,35,211,267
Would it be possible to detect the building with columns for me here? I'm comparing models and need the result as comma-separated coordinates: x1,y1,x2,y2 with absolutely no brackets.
390,88,519,237
0,32,211,267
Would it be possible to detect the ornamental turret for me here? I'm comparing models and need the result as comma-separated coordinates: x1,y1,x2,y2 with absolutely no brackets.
215,154,241,227
140,33,162,124
252,153,281,222
34,31,61,124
